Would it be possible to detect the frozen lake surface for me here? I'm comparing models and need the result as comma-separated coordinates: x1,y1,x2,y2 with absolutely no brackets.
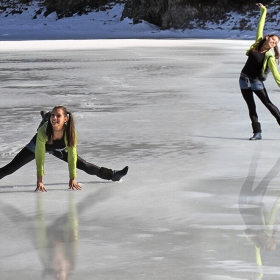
1,39,280,279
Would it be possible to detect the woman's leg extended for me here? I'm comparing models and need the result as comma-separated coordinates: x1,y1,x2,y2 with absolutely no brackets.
241,88,259,124
0,147,35,180
76,156,113,180
52,151,113,180
254,88,280,125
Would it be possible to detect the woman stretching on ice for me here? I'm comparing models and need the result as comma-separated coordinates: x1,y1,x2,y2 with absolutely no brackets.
0,106,128,192
240,3,280,140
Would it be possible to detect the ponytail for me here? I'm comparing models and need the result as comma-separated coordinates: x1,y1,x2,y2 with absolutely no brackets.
65,111,76,147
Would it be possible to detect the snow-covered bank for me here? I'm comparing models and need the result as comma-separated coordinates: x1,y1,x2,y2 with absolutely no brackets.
0,3,258,41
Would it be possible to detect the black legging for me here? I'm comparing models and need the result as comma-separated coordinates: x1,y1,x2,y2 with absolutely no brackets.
241,87,280,126
0,147,113,180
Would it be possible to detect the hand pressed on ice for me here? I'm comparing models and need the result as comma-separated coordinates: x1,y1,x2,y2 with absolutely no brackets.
68,179,82,190
35,181,47,192
256,3,263,8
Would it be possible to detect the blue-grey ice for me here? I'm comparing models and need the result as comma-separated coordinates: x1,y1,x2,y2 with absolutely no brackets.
1,39,280,279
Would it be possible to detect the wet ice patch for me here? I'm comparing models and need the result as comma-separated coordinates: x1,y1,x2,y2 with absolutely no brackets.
134,233,154,238
149,227,171,233
150,257,165,261
181,191,215,198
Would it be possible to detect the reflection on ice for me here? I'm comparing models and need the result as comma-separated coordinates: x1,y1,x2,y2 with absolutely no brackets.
238,154,280,279
36,194,78,280
1,194,79,280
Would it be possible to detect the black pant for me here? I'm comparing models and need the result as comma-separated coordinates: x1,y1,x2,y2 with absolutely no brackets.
241,87,280,132
0,147,113,180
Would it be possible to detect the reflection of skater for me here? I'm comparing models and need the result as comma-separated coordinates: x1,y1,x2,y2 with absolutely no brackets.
1,193,79,280
0,106,128,192
1,186,113,279
238,154,280,279
36,194,78,280
239,3,280,140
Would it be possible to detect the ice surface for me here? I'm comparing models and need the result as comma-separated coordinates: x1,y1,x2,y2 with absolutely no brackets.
1,39,280,279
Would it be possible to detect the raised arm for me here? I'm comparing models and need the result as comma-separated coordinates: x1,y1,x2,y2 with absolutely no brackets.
256,3,267,42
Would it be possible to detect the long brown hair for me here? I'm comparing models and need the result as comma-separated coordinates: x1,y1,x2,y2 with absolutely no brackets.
253,34,280,62
46,106,76,147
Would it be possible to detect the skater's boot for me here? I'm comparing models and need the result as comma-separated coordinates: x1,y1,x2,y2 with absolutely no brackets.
40,110,47,119
38,110,51,130
41,110,51,121
249,122,262,140
112,166,128,181
249,132,262,140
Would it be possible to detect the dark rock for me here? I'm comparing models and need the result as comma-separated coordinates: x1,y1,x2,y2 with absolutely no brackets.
121,0,265,30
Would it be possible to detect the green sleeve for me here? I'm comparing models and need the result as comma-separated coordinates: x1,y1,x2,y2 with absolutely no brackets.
255,246,262,265
66,131,77,179
254,246,263,278
256,6,266,42
268,56,280,87
35,123,48,177
246,6,267,55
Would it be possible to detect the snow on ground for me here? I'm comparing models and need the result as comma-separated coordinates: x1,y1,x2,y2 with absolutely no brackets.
0,3,260,41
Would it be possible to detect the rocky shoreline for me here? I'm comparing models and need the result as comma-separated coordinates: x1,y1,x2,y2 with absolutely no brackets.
1,0,279,32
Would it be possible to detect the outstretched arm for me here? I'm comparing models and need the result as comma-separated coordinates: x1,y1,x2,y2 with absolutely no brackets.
35,126,48,192
255,3,267,42
66,132,80,190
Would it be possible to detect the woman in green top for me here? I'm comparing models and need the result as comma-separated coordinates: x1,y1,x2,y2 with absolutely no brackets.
0,105,128,192
240,3,280,140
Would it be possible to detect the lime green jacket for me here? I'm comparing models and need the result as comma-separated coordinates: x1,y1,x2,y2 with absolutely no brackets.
246,5,280,87
35,122,77,179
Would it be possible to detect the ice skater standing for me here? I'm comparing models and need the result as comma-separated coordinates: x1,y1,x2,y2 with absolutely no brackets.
0,106,128,192
240,3,280,140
